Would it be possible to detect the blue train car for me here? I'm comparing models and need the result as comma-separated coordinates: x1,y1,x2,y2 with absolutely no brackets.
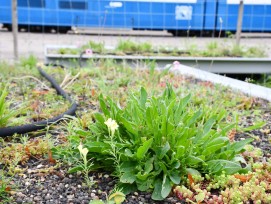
216,0,271,32
0,0,270,34
0,0,206,33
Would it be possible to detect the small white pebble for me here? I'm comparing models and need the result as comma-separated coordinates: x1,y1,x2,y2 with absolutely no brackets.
37,164,43,169
134,192,139,196
90,193,96,197
65,184,69,188
67,194,74,199
104,174,109,178
25,182,30,186
77,185,81,188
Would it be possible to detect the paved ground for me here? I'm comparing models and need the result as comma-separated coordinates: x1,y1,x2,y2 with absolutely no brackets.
0,28,271,62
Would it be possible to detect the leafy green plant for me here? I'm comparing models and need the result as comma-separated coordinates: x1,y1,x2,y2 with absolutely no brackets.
137,42,153,53
20,55,38,69
0,170,12,203
244,46,266,58
68,143,95,189
116,40,139,53
231,45,244,57
70,85,252,200
81,41,105,53
115,40,153,54
57,48,79,55
0,85,22,127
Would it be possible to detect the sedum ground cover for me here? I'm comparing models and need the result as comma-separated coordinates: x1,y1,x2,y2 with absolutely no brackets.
0,58,270,204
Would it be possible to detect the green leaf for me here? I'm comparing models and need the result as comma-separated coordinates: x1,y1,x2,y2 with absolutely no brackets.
161,175,171,198
137,177,153,191
120,116,138,136
176,146,185,158
146,107,153,129
169,170,180,184
179,94,191,110
99,95,110,116
202,138,228,156
158,142,170,159
229,138,254,153
85,142,111,153
93,113,105,125
120,161,137,173
140,87,147,108
124,148,134,158
120,171,136,184
186,155,204,165
186,168,201,176
158,161,168,173
205,137,228,147
161,113,168,136
151,179,163,200
117,183,137,195
68,165,84,173
171,160,181,169
136,172,150,181
144,157,154,174
74,129,89,137
207,160,243,175
242,121,266,132
136,138,153,160
201,117,216,138
187,110,202,127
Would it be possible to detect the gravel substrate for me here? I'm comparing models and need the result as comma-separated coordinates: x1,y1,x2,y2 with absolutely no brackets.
236,108,271,158
8,158,181,204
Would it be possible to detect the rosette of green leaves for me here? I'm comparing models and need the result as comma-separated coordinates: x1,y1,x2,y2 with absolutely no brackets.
79,85,252,200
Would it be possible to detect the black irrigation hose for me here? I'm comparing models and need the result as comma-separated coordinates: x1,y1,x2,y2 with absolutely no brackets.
0,65,77,137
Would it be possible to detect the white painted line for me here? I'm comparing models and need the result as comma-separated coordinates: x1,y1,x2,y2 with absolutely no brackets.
227,0,271,5
171,63,271,101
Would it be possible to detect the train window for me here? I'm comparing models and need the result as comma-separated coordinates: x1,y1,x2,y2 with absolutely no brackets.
18,0,45,8
59,1,88,10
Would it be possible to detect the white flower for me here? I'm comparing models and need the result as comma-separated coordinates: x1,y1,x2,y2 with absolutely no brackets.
36,62,44,68
78,143,89,164
104,118,119,136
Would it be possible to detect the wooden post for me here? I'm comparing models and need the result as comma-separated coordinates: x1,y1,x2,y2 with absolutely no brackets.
236,0,244,46
12,0,18,61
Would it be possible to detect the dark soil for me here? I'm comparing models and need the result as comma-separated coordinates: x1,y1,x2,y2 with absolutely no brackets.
9,158,180,204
